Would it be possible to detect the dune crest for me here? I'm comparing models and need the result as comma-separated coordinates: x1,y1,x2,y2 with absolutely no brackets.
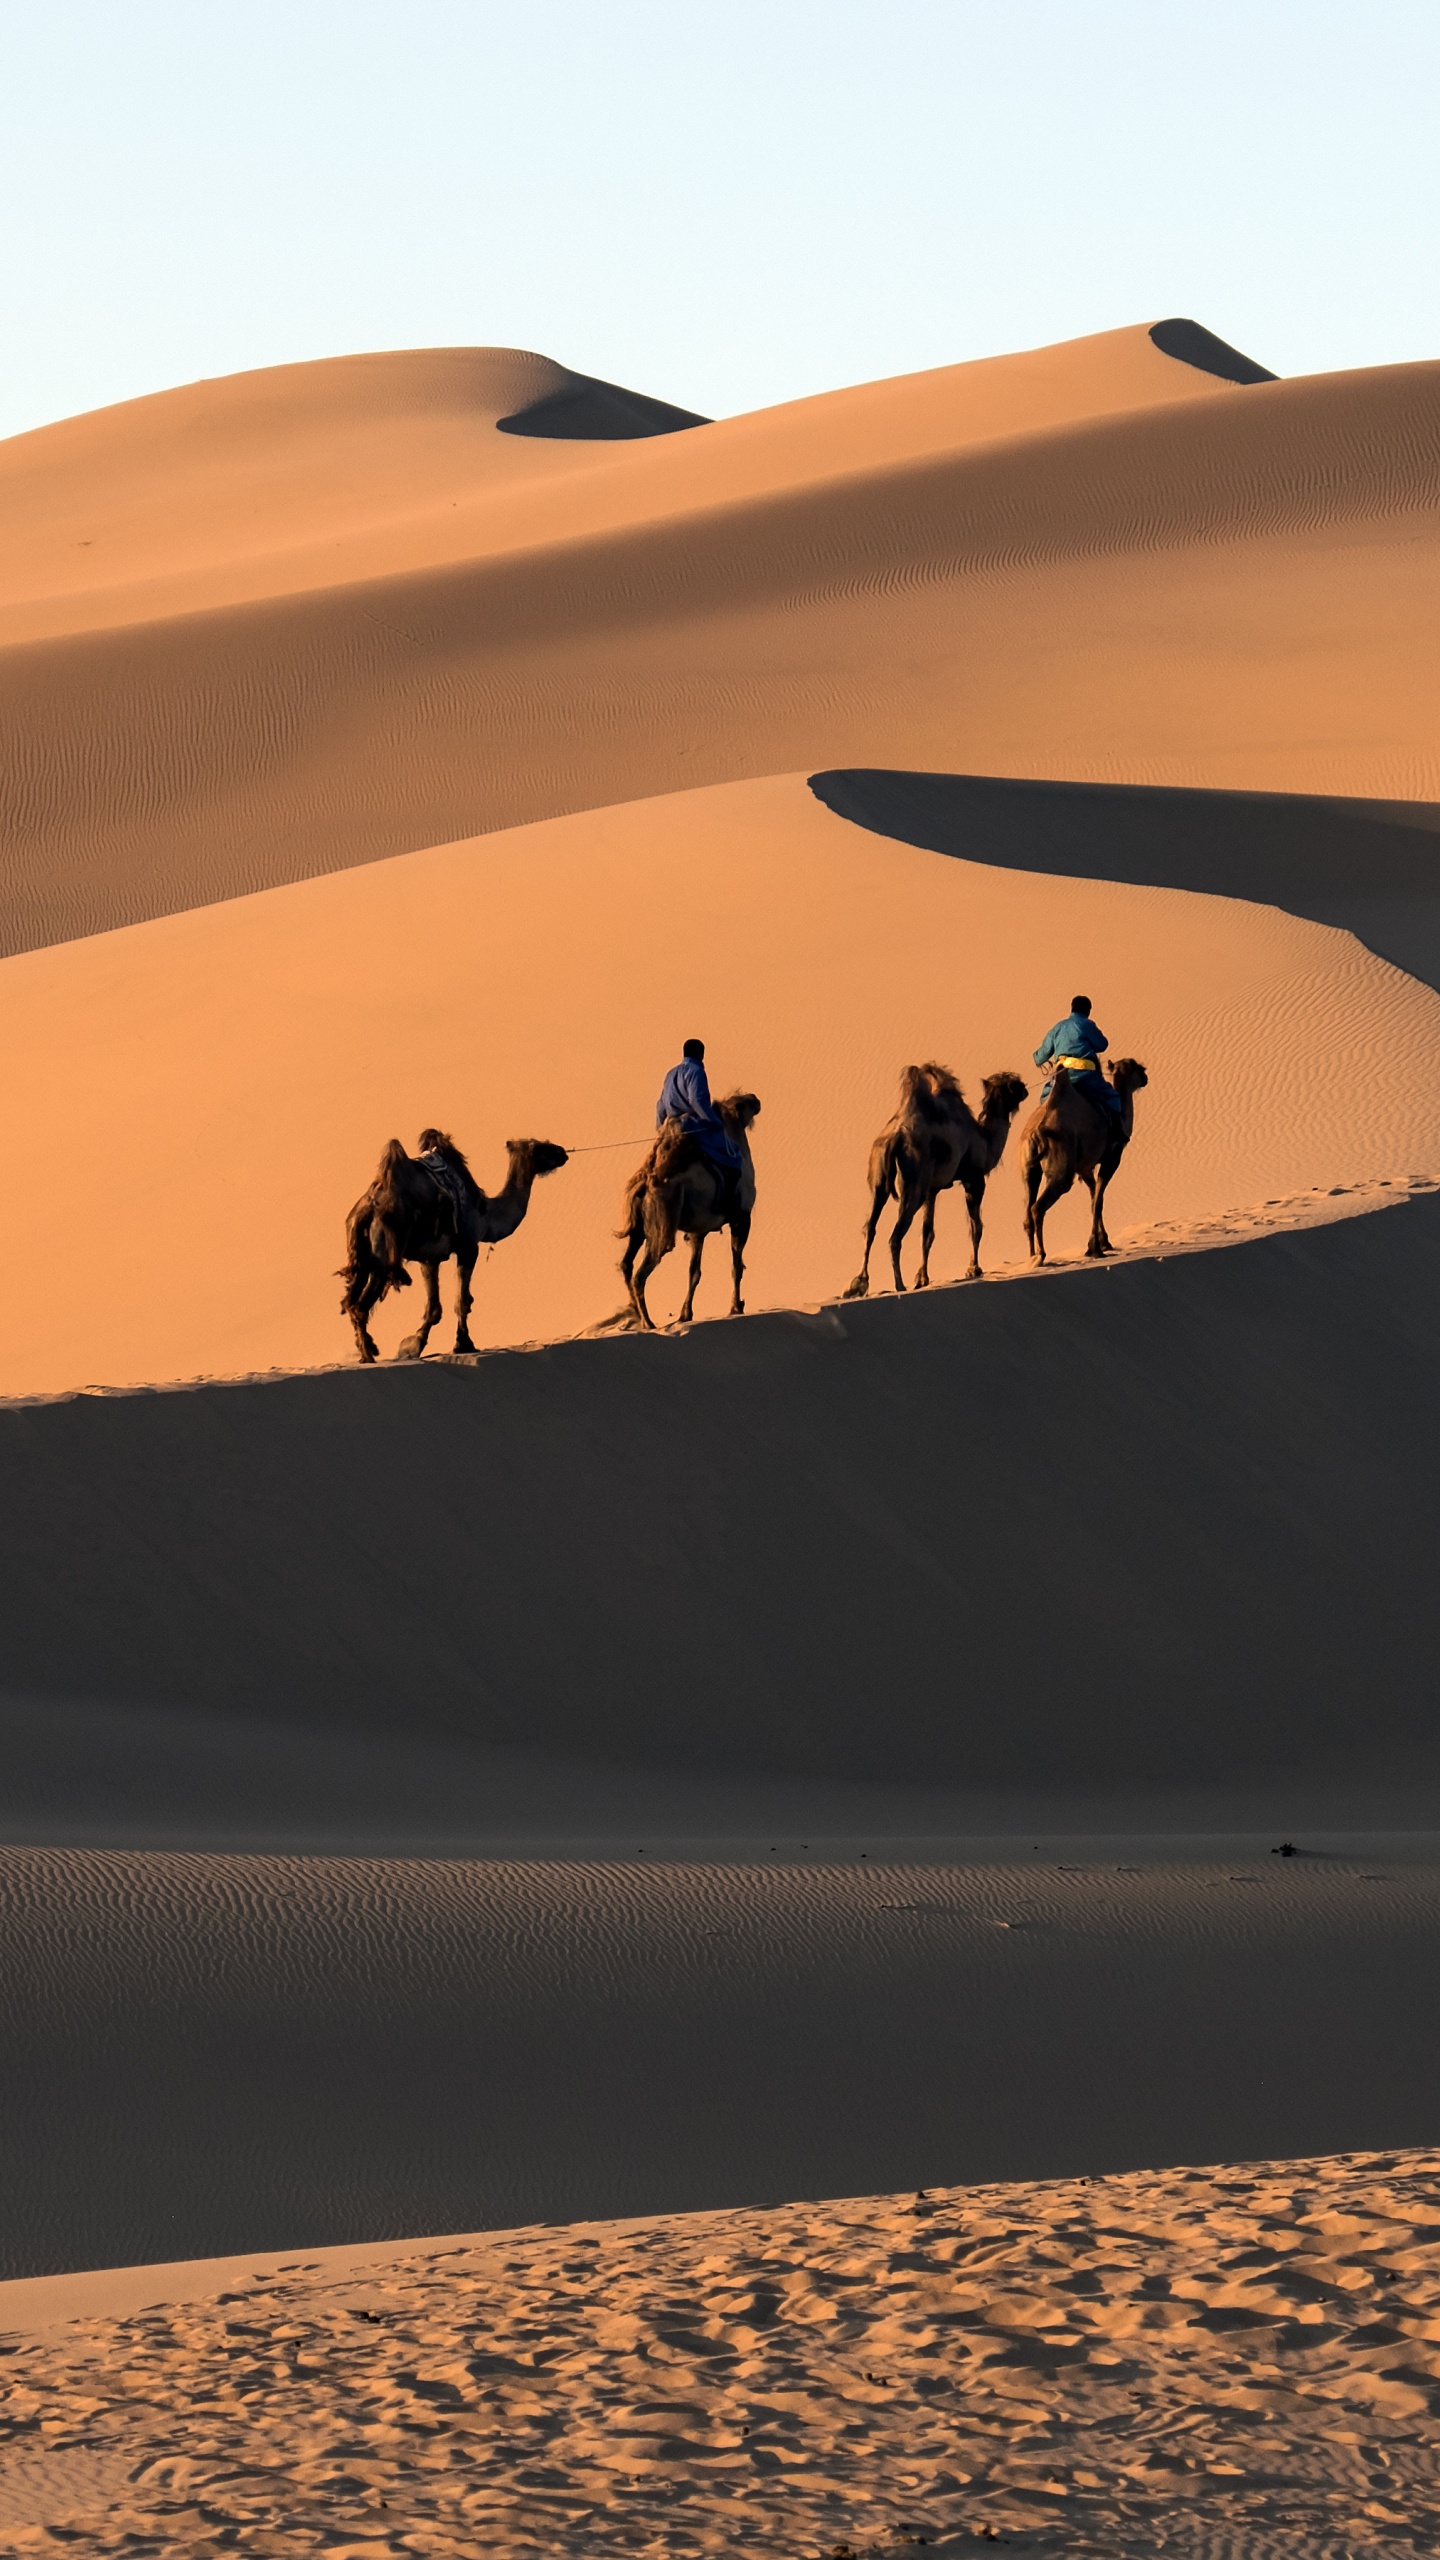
5,323,1435,955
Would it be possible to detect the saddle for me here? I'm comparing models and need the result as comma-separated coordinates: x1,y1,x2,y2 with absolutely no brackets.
649,1119,738,1217
418,1148,467,1239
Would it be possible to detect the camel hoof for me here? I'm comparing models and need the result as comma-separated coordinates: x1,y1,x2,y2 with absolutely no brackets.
842,1275,869,1301
914,1273,930,1291
454,1334,476,1356
395,1334,426,1362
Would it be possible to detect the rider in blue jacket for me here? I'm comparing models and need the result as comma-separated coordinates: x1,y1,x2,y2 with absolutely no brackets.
656,1038,743,1208
1034,996,1122,1119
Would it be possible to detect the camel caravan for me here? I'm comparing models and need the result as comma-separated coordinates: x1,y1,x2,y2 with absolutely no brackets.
339,1003,1146,1362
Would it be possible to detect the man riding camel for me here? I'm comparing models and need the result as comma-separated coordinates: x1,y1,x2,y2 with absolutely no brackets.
1033,995,1124,1125
656,1037,743,1216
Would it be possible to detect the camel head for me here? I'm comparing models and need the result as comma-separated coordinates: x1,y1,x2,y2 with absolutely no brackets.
979,1070,1030,1122
505,1139,570,1177
717,1092,761,1131
1108,1059,1149,1096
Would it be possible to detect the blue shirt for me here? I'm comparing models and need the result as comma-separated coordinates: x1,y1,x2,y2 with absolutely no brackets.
656,1058,740,1163
1034,1012,1109,1070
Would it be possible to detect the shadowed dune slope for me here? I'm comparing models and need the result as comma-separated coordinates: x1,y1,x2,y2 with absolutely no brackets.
3,328,1436,952
1,1847,1438,2279
3,1200,1440,1843
814,768,1440,991
2,772,1439,1395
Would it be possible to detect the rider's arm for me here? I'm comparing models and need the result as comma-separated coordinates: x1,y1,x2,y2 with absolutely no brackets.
1033,1022,1059,1067
678,1058,721,1127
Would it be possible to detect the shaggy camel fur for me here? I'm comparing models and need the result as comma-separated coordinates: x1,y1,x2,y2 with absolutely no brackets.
1020,1060,1149,1264
845,1063,1030,1298
340,1128,568,1363
618,1094,761,1330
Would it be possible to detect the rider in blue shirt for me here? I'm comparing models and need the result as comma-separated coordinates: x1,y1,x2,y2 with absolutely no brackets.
656,1038,742,1206
1034,995,1122,1118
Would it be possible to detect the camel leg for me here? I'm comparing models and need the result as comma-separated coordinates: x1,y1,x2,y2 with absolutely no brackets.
398,1261,443,1360
1088,1153,1121,1257
844,1182,888,1301
348,1265,384,1364
961,1173,984,1280
728,1211,751,1315
915,1193,937,1289
618,1217,646,1324
678,1230,706,1324
452,1243,479,1352
888,1183,924,1292
630,1239,670,1332
1027,1172,1073,1267
342,1220,390,1364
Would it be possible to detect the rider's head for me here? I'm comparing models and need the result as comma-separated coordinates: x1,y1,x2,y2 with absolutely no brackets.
683,1037,705,1061
1071,995,1092,1017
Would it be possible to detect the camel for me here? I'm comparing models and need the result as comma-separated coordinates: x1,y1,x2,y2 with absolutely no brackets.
340,1127,568,1363
844,1063,1030,1298
1019,1059,1149,1265
617,1094,761,1330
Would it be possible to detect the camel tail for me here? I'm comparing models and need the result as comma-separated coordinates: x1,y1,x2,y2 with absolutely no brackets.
615,1162,650,1243
339,1141,414,1315
875,1128,904,1202
338,1200,382,1316
643,1183,679,1259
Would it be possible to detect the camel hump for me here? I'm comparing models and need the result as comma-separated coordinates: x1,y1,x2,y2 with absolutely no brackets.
900,1062,963,1120
378,1137,409,1175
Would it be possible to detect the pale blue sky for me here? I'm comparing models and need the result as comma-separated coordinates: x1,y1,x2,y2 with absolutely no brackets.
1,0,1434,440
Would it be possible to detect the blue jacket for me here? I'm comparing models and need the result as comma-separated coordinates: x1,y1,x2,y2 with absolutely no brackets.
656,1058,741,1165
1034,1012,1109,1070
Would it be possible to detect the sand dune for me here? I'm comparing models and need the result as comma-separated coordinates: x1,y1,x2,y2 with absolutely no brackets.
2,770,1438,1397
2,328,1436,952
4,310,1440,2520
0,346,705,644
4,1199,1440,1844
2,1840,1439,2283
2,2149,1439,2553
817,768,1440,993
0,322,1234,647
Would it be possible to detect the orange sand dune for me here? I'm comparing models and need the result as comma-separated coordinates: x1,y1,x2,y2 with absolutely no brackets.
3,325,1436,954
0,322,1232,645
2,772,1438,1399
0,346,705,641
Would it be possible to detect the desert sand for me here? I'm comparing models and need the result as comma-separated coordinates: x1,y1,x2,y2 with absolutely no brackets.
2,315,1439,2549
3,773,1440,1393
2,322,1437,954
3,2149,1439,2553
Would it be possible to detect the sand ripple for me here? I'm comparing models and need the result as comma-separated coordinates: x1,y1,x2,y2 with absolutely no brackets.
4,1848,1440,2286
3,2150,1439,2554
